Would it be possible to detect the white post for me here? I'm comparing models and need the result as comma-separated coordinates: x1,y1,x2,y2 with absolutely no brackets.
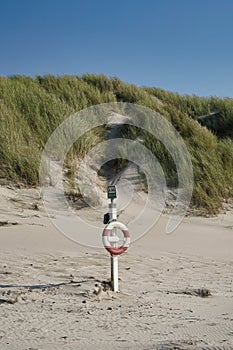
109,199,119,292
111,255,118,292
109,200,117,221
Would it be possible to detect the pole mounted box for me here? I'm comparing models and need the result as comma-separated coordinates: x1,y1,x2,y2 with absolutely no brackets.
107,185,117,199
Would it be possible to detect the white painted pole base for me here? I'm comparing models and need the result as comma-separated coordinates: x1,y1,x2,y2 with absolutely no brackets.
111,254,119,292
109,198,118,291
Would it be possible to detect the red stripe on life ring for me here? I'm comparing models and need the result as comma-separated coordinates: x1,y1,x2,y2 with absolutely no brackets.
105,246,128,256
103,229,111,237
122,230,130,238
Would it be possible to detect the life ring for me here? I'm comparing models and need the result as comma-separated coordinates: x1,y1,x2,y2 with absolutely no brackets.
102,221,130,256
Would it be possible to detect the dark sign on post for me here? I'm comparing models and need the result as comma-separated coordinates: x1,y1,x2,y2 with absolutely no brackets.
107,185,117,199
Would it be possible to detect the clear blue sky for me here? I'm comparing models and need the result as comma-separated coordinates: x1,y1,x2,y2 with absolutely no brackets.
1,0,233,97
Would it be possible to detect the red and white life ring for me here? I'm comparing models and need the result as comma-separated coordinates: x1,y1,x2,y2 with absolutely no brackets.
102,221,130,256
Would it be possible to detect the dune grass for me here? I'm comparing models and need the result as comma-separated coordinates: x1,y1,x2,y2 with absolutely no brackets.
0,74,232,214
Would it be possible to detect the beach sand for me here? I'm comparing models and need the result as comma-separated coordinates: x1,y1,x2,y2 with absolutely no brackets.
0,185,233,349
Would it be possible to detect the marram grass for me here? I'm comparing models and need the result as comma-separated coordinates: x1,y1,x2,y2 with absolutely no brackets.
0,74,232,214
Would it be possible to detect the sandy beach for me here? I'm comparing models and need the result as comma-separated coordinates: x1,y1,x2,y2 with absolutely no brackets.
0,185,233,350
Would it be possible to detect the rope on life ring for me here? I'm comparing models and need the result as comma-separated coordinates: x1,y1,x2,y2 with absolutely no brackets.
102,221,130,256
